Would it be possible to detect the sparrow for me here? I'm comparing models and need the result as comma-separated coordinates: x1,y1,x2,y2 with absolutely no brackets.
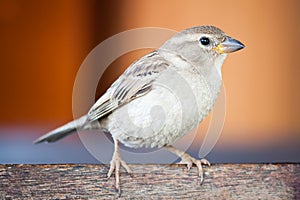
34,25,245,195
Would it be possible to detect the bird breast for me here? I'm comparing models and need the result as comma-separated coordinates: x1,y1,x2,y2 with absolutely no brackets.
107,52,223,148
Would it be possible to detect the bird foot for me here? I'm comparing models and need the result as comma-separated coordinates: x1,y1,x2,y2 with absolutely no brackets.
107,151,132,196
178,153,210,183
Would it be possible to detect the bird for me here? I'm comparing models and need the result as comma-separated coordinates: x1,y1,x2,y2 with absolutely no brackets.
34,25,245,195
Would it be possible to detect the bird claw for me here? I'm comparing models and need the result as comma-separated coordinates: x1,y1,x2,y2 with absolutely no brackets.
107,153,132,177
178,153,210,184
107,151,131,197
116,186,121,198
200,158,211,167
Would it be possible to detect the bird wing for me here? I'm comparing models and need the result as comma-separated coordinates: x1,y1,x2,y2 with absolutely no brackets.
86,51,170,122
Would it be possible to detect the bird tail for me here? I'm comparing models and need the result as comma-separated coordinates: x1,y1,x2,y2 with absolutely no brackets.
34,115,89,144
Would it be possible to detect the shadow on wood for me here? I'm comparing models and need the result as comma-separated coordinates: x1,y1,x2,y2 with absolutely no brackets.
0,164,299,199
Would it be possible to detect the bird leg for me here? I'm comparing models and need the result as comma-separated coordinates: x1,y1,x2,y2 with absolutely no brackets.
107,138,132,196
165,145,210,183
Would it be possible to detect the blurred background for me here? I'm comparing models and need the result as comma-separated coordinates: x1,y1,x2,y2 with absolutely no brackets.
0,0,299,164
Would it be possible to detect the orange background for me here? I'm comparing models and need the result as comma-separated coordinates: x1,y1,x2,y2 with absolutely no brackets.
0,0,299,162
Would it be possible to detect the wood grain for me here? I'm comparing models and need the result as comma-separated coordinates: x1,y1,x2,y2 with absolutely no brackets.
0,164,299,199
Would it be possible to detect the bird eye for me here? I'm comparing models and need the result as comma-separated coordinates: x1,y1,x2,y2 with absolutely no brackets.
200,37,210,46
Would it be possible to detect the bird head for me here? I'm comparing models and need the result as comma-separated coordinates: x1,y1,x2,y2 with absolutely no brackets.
159,26,245,70
186,26,245,54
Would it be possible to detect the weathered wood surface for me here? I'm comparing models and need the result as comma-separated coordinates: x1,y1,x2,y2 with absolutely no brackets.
0,164,299,199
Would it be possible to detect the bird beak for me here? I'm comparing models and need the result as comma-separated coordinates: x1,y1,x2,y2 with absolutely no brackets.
214,37,245,54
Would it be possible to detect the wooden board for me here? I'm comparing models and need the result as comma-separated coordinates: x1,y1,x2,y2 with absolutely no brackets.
0,164,299,199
